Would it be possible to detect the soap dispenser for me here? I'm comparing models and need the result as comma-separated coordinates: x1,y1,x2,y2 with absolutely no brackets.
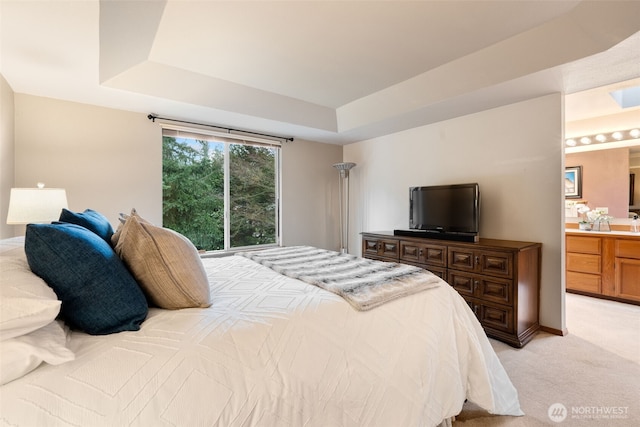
632,215,639,233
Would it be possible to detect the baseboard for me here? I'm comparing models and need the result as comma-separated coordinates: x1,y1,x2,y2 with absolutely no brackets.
566,289,640,306
540,325,568,336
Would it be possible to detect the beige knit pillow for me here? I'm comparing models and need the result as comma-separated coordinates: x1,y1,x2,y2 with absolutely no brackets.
112,214,211,309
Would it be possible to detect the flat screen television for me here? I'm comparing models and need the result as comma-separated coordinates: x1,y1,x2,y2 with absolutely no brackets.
407,183,480,240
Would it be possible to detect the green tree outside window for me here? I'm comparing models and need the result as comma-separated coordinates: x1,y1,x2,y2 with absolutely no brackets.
162,135,278,251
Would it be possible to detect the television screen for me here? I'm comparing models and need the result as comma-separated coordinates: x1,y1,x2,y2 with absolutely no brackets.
409,183,479,234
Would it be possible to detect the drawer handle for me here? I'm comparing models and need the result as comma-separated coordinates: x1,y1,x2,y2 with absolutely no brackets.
475,256,480,265
419,249,423,257
474,280,479,292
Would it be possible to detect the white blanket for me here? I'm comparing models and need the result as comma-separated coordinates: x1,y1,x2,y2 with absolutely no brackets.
241,246,441,310
0,254,523,426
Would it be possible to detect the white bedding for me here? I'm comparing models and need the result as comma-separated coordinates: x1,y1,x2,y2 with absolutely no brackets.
0,246,523,426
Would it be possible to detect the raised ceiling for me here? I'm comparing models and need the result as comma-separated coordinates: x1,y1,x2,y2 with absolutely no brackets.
1,0,639,144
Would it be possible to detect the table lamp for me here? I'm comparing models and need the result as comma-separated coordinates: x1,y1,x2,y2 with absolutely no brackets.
6,183,68,225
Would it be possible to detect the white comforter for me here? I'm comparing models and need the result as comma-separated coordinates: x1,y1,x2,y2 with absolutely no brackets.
0,254,523,427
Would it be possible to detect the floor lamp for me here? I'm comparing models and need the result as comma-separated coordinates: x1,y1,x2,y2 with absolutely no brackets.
333,162,356,254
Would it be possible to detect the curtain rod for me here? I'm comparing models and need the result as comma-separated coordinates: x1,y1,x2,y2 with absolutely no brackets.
147,114,294,142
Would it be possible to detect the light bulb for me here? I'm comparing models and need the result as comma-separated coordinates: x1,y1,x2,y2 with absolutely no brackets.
612,131,623,140
630,129,640,138
595,134,607,143
580,137,591,145
565,139,576,147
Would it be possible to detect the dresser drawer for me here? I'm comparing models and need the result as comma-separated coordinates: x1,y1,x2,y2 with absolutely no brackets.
447,271,512,304
479,276,513,305
425,266,446,280
448,247,512,278
362,238,380,257
478,251,512,278
401,261,446,280
566,253,601,274
448,271,474,297
399,241,447,267
448,248,475,271
477,300,514,334
422,244,447,267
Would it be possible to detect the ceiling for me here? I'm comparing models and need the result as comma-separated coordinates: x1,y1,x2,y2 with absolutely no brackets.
1,0,639,145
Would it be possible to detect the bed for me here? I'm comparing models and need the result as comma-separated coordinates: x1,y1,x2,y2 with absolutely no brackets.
0,212,523,427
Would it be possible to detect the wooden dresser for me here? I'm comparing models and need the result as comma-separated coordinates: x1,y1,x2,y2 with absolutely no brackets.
566,230,640,304
361,231,541,348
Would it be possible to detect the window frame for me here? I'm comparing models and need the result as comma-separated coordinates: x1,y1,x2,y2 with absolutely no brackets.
161,125,282,254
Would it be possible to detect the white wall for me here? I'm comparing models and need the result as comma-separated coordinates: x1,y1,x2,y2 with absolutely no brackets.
281,139,343,250
10,94,342,250
0,74,15,239
14,94,163,227
344,94,565,332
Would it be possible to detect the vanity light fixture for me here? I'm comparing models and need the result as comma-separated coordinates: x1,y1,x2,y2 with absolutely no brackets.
565,127,640,148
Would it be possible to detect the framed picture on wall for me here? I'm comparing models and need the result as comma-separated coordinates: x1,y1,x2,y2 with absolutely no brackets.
565,166,582,199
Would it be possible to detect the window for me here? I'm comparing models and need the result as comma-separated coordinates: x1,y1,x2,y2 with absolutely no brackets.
162,128,280,252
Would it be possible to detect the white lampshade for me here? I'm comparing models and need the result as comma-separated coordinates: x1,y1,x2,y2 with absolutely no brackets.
6,186,68,224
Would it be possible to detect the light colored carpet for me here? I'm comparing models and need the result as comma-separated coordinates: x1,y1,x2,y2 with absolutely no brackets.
454,293,640,426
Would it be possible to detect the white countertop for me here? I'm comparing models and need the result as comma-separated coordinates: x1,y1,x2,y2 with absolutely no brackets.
566,229,640,237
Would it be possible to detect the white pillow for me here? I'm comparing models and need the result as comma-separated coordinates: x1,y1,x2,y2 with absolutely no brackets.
0,236,26,257
0,320,75,385
0,297,61,341
0,256,61,340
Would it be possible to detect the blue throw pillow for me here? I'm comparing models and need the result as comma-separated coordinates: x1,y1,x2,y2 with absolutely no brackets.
25,223,148,335
58,208,114,244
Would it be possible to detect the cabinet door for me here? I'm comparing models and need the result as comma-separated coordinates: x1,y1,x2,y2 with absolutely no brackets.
615,258,640,302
